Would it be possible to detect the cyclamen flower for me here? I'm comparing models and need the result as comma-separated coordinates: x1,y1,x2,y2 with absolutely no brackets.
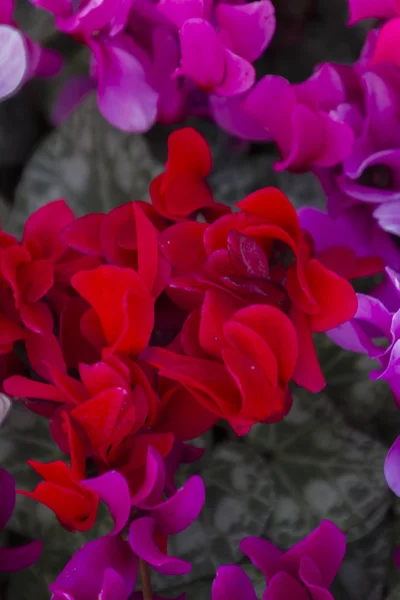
0,0,61,102
145,182,361,434
211,64,355,172
31,0,276,130
0,468,42,571
157,0,275,96
212,521,346,600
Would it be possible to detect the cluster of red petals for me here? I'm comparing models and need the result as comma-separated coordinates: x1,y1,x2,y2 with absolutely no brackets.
0,127,366,531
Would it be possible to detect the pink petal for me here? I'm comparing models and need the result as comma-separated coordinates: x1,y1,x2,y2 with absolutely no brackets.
314,113,354,167
244,75,299,157
0,0,14,24
128,517,192,574
177,19,225,90
0,26,27,101
215,48,255,97
100,568,130,600
210,93,272,141
372,18,400,69
348,0,397,24
240,537,283,581
82,471,131,535
263,572,310,600
52,75,96,125
0,541,42,573
212,565,257,600
91,37,158,133
0,468,15,530
148,475,205,534
385,436,400,496
216,0,275,62
157,0,205,28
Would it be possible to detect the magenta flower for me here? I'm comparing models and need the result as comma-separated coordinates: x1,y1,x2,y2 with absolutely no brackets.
0,468,42,572
0,0,61,102
49,536,138,600
328,267,400,405
157,0,275,96
212,521,346,600
347,0,398,24
31,0,158,132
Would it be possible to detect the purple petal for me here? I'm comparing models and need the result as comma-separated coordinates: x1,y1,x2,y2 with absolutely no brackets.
100,568,130,600
49,537,137,600
348,0,397,24
0,26,28,101
240,537,283,581
216,0,275,63
151,26,186,125
314,113,354,168
91,37,158,133
281,521,346,588
0,541,42,572
0,468,15,530
58,0,123,35
395,546,400,570
212,565,257,600
262,572,310,600
128,517,191,575
374,201,400,236
28,44,63,78
373,267,400,312
178,19,225,91
29,0,71,15
0,0,14,24
148,475,205,535
130,446,165,508
215,48,255,97
157,0,204,28
82,471,131,535
385,436,400,496
294,64,346,112
210,93,271,141
243,75,295,154
376,339,400,407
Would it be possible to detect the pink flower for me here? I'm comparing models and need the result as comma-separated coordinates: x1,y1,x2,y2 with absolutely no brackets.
157,0,275,96
212,521,346,600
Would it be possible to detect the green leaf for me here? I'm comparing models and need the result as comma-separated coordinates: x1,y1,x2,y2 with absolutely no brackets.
248,390,391,547
8,96,162,235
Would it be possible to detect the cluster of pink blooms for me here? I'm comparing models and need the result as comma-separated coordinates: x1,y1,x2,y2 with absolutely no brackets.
23,0,276,132
0,126,365,596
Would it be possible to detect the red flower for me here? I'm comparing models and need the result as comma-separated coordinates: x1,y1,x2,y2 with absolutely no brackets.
150,128,229,222
20,414,99,532
61,201,170,297
0,200,74,335
71,265,155,357
146,186,357,430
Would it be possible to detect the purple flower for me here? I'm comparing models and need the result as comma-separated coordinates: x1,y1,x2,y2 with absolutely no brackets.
31,0,158,132
49,536,138,600
129,447,205,575
157,0,275,96
212,64,355,171
328,267,400,405
0,468,42,572
212,521,346,600
49,449,205,598
0,0,61,102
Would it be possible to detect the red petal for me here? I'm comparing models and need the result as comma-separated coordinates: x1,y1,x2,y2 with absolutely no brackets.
237,188,300,244
306,259,358,332
61,213,104,256
164,127,212,184
23,200,75,260
291,307,325,392
159,221,207,275
230,304,298,382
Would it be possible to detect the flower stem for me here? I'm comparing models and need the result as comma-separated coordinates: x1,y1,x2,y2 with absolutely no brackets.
139,559,153,600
